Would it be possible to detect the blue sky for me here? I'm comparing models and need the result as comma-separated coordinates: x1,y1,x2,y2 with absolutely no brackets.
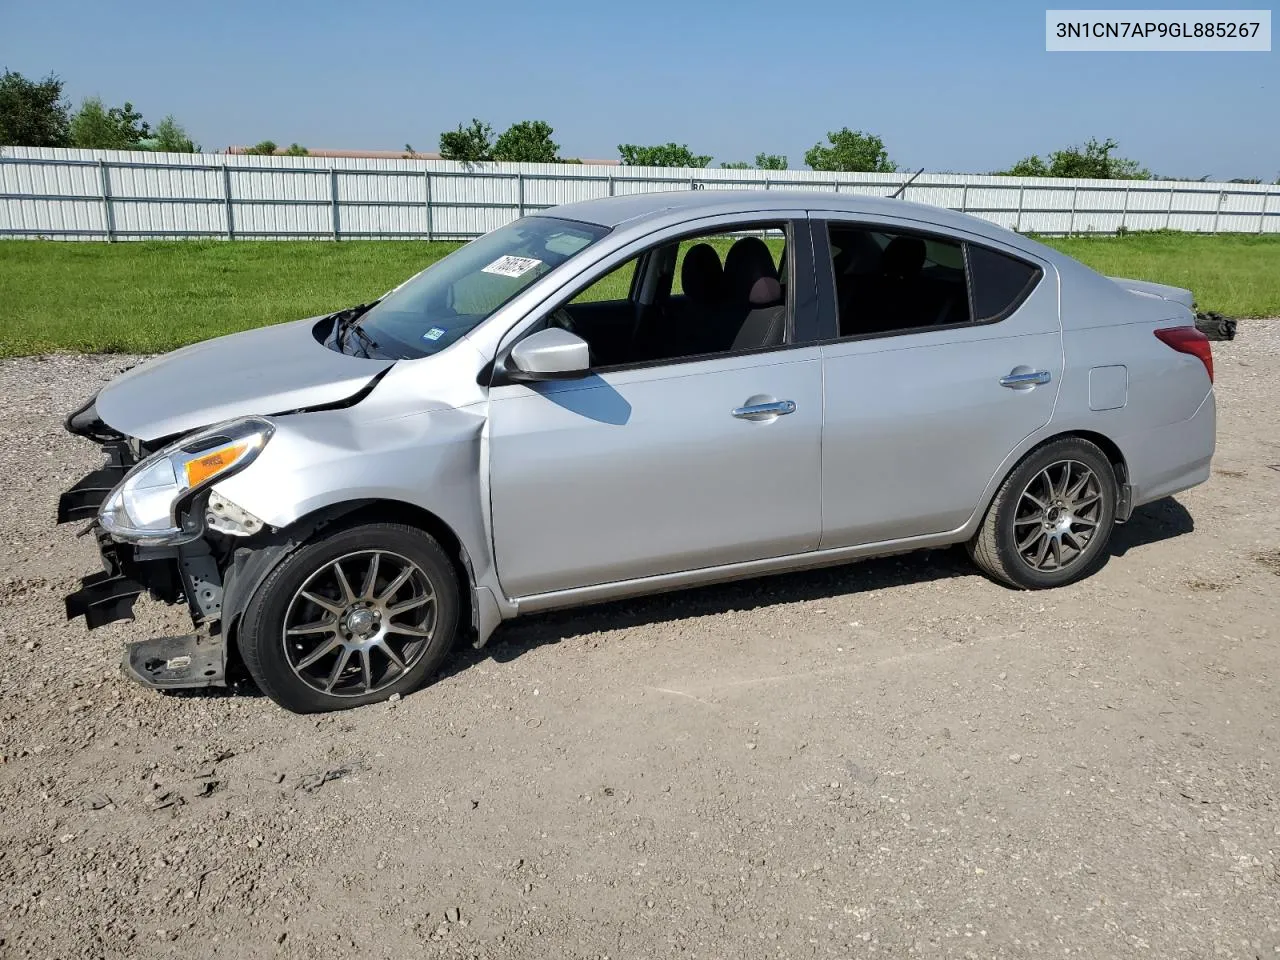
4,0,1275,178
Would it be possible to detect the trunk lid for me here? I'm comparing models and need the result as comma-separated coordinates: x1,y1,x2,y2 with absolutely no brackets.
1110,276,1194,309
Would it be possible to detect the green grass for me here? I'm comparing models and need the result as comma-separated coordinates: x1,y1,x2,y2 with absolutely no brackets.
1042,232,1280,318
0,240,456,357
1,232,1277,357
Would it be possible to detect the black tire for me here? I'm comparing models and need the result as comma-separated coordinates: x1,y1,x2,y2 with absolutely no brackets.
237,522,460,713
968,437,1118,589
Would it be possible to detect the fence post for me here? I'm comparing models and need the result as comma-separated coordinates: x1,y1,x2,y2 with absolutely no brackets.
1014,185,1024,232
764,176,770,191
1259,189,1270,234
1120,184,1130,232
517,172,525,217
1211,190,1225,233
221,164,234,240
959,183,968,213
329,169,340,240
1068,185,1078,235
607,174,615,197
424,167,433,242
1164,187,1175,230
97,159,115,242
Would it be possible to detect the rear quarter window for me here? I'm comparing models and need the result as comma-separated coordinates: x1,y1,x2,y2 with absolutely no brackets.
967,244,1042,322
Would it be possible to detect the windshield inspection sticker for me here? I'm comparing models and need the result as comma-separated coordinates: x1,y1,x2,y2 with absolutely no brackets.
481,255,542,278
422,327,446,342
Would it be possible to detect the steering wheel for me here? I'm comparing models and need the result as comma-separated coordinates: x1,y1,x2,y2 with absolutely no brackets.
548,307,578,335
546,306,597,367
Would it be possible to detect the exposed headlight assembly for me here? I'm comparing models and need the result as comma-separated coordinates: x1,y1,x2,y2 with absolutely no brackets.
99,417,274,545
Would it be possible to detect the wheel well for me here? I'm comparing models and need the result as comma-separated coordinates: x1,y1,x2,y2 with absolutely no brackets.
316,500,476,636
973,429,1130,533
223,499,476,658
1057,430,1128,484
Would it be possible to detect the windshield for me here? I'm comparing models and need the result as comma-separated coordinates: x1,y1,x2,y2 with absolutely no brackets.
355,216,609,359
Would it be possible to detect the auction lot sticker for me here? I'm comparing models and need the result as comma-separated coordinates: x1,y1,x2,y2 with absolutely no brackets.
482,255,543,278
1046,9,1271,50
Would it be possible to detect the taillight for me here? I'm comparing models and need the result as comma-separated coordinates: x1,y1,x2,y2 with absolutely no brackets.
1154,326,1213,383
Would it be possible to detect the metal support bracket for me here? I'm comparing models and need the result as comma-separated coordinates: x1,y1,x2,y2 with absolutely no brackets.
179,541,224,622
123,632,227,689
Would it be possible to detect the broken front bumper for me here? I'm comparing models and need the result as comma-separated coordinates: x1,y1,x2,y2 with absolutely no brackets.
59,432,230,690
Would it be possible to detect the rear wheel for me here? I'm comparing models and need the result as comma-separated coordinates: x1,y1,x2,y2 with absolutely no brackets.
968,437,1117,589
238,523,460,712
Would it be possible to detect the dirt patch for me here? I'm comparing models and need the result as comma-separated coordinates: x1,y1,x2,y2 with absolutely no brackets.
2,321,1279,959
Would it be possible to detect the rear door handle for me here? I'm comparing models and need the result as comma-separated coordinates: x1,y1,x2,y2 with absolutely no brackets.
999,369,1051,389
732,399,796,421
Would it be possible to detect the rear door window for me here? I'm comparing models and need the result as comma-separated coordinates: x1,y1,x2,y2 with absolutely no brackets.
828,225,970,337
966,244,1043,322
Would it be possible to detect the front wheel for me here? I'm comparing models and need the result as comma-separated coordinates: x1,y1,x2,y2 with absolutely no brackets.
237,522,460,712
968,437,1118,589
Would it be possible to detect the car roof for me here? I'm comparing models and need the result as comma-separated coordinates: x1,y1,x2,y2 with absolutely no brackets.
546,189,1043,255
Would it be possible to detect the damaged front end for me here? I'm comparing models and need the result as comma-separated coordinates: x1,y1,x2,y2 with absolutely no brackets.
58,397,265,690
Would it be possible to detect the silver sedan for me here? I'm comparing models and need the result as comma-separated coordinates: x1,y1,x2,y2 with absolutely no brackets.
59,191,1216,712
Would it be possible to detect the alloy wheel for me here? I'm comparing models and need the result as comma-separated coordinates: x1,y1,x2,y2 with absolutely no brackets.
282,550,436,697
1013,459,1103,572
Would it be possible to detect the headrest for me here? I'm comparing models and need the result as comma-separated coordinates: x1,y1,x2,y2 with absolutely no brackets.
680,243,723,303
724,236,778,303
747,276,783,307
882,236,926,278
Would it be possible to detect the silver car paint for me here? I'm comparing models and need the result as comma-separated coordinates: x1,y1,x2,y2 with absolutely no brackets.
95,316,393,441
489,347,825,597
813,210,1064,547
92,192,1214,645
1110,276,1195,308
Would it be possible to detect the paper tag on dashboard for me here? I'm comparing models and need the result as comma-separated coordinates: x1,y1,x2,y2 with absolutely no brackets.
481,255,542,278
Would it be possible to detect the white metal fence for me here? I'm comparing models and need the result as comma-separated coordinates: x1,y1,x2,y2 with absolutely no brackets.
2,145,1277,240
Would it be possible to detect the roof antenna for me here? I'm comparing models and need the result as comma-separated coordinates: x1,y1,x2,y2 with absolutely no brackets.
888,167,925,199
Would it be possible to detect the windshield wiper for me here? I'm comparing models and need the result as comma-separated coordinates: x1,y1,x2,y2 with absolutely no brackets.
330,302,380,357
346,322,379,358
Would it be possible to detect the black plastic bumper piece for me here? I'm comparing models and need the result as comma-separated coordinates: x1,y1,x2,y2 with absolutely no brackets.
57,440,132,524
122,632,227,689
57,467,127,523
65,570,144,629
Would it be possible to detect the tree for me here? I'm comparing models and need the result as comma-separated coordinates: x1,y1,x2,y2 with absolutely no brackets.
1003,155,1049,177
617,143,711,167
69,97,150,149
721,153,787,171
805,128,896,173
151,115,198,153
493,120,559,162
244,140,278,156
284,143,308,156
1000,137,1150,180
0,69,70,146
439,119,494,162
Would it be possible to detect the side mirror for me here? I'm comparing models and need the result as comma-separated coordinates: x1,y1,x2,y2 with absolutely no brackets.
507,327,591,381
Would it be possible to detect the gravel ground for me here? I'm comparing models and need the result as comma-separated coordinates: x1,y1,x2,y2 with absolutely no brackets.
2,325,1278,960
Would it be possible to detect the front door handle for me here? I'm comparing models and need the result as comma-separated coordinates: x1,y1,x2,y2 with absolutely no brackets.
999,369,1052,389
732,399,797,421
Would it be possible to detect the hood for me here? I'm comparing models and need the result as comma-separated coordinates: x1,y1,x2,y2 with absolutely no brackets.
95,317,395,441
1110,276,1194,309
